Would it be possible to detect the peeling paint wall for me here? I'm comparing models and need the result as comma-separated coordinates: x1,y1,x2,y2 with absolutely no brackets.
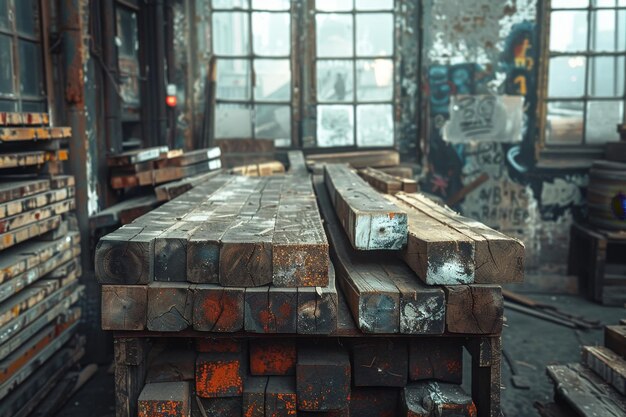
421,0,588,274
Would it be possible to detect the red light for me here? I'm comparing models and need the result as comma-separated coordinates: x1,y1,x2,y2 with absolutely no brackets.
166,95,177,107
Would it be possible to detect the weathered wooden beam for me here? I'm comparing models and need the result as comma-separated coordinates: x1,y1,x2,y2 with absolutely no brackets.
315,177,445,335
287,150,308,175
308,150,400,170
351,339,408,387
146,283,193,332
443,285,503,335
250,339,296,376
606,325,626,358
296,344,351,411
0,179,50,205
265,377,297,416
195,351,245,398
101,285,148,331
107,146,169,167
296,263,338,335
273,175,329,287
154,170,222,202
138,382,190,417
324,164,407,250
0,112,49,126
192,286,244,332
358,167,417,195
395,193,525,284
582,345,626,395
409,339,463,384
401,382,476,417
243,376,267,417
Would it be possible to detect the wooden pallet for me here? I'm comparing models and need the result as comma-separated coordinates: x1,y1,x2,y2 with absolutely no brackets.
568,222,626,306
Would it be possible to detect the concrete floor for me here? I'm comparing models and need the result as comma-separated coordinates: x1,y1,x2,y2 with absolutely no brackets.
54,294,623,417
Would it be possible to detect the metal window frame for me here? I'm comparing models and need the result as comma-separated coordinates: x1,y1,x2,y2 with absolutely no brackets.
210,3,296,144
540,0,626,149
0,0,46,111
311,1,397,148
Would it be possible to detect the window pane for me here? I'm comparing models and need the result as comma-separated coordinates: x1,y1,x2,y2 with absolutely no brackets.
548,56,586,98
317,105,354,147
254,59,290,101
21,100,45,112
216,59,251,100
252,12,290,56
0,100,16,111
591,10,616,51
546,101,584,145
117,8,138,58
317,0,353,11
215,104,253,138
317,60,353,102
618,56,625,95
213,12,249,55
0,0,10,29
550,11,588,52
586,100,624,144
356,0,393,10
16,0,37,36
19,40,42,96
0,35,14,95
588,56,620,97
357,104,393,147
619,10,625,51
594,0,616,6
212,0,248,9
316,14,353,57
356,14,393,57
356,59,393,101
255,104,290,140
552,0,588,7
252,0,289,10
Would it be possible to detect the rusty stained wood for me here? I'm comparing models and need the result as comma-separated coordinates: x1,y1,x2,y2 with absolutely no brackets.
0,112,49,126
0,127,71,142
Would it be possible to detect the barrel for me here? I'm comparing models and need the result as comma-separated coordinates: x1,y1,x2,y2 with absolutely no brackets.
588,160,626,230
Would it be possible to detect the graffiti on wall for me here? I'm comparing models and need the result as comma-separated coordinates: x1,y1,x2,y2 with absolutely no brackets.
442,95,524,143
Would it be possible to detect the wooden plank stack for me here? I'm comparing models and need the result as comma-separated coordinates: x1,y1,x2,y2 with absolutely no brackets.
0,112,85,416
98,164,520,417
543,322,626,416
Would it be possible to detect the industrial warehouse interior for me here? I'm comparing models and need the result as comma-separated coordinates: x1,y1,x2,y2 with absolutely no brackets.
0,0,625,416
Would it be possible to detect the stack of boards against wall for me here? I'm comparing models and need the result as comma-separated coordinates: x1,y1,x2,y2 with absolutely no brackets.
0,112,85,417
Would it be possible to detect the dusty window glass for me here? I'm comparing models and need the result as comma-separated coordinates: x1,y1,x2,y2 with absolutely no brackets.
252,12,290,56
355,0,393,11
317,105,355,147
117,8,138,58
254,59,291,101
546,101,584,145
0,35,14,95
213,12,250,55
550,11,588,52
15,0,37,36
212,0,248,9
19,40,41,96
356,14,393,57
216,59,251,100
0,0,10,29
21,100,45,112
255,104,290,139
591,10,617,51
215,104,253,138
0,100,15,112
588,56,620,96
317,60,353,102
317,0,353,12
356,104,393,147
316,14,353,57
548,56,586,98
585,100,624,143
356,59,393,101
251,0,289,10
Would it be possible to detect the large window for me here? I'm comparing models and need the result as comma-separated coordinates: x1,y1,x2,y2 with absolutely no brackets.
212,0,293,146
314,0,395,148
117,4,141,119
544,0,626,146
0,0,46,112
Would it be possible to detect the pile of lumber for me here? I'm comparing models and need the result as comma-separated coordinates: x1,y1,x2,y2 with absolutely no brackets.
217,139,276,169
541,322,626,417
109,146,222,190
97,162,522,417
358,167,418,195
0,112,85,416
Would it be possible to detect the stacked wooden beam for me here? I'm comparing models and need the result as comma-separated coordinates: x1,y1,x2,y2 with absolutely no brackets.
99,166,517,417
543,322,626,416
109,147,222,190
358,167,418,195
0,112,85,415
